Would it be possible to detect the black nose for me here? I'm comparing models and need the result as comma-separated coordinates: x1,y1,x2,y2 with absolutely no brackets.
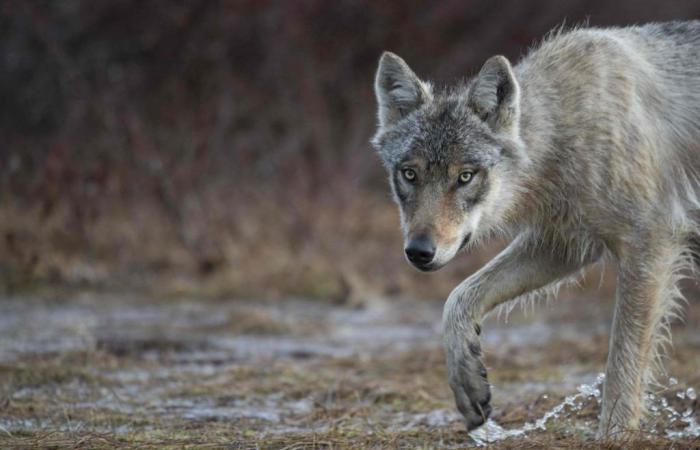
405,236,435,266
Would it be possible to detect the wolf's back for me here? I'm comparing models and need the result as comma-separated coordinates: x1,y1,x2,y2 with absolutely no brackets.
519,21,700,172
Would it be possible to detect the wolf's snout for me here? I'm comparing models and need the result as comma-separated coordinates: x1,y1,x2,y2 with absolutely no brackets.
405,236,435,267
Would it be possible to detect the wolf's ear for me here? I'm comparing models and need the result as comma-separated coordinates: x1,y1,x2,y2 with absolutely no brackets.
468,55,520,136
374,52,432,130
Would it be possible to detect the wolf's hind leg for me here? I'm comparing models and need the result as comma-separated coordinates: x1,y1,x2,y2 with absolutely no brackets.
599,240,688,438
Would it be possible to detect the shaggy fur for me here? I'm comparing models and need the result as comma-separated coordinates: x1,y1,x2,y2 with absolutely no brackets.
371,21,700,438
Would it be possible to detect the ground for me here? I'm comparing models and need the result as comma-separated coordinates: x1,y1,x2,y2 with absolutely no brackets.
0,290,698,449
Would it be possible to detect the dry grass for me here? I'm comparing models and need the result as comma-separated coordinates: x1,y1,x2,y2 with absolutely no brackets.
1,357,697,450
0,295,697,449
3,432,698,450
0,191,507,303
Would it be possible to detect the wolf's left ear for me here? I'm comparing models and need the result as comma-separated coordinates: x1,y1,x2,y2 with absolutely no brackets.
468,55,520,136
374,52,432,131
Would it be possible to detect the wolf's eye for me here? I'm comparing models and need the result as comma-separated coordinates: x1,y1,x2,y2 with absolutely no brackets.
402,168,416,182
458,171,475,185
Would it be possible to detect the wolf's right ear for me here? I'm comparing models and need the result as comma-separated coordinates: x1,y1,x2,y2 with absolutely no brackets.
374,52,432,130
468,55,520,136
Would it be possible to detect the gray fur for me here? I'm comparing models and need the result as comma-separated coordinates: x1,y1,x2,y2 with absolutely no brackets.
372,21,700,438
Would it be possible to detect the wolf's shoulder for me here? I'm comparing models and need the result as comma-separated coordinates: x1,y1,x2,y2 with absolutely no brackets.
520,21,700,72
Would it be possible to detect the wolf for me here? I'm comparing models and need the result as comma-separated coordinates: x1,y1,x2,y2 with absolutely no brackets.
371,21,700,438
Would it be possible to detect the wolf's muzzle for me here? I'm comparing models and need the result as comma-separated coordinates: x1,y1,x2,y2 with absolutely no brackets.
405,235,435,268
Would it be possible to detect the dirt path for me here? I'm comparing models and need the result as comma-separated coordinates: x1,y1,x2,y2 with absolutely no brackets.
0,293,698,448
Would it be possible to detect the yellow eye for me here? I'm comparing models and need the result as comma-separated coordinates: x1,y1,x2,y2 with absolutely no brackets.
458,171,474,184
403,168,416,182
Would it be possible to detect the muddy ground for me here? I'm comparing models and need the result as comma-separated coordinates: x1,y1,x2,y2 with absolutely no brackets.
0,290,698,449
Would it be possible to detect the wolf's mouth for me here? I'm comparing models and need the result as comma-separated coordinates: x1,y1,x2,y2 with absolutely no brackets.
458,233,472,251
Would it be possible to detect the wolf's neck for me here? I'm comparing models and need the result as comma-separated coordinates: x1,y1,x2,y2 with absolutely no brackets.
502,65,566,228
513,64,558,163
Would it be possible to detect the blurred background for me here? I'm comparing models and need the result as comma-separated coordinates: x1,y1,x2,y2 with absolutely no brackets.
2,0,700,302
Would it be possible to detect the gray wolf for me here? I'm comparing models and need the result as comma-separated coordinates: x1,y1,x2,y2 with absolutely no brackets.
371,21,700,437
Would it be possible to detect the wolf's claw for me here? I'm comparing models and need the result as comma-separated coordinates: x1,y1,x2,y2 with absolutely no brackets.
446,338,492,430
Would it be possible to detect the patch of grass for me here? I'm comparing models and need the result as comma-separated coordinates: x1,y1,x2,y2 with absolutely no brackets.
2,427,697,449
217,307,293,335
0,362,96,390
0,296,697,449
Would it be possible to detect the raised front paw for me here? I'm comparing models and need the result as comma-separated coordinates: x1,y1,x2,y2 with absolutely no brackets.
445,328,491,430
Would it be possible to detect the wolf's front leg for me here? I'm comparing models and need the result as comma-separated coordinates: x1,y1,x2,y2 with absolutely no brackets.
599,244,683,438
443,233,599,430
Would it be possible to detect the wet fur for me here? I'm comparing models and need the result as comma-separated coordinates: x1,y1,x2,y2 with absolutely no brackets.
372,21,700,438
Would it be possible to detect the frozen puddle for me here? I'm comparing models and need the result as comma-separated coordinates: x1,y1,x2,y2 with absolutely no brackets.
0,297,444,363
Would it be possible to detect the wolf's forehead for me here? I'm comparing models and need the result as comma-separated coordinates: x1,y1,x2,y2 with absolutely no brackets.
379,98,492,166
407,107,488,162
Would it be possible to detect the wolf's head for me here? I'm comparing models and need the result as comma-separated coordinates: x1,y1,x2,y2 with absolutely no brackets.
371,52,528,271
